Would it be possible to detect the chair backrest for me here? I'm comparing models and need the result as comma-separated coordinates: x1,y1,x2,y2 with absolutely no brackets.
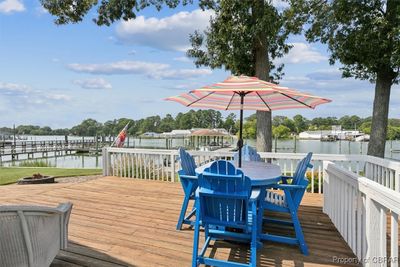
291,152,313,207
291,152,313,186
234,145,262,162
178,147,196,176
198,161,251,229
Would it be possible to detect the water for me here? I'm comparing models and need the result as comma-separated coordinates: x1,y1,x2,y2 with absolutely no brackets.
2,136,400,168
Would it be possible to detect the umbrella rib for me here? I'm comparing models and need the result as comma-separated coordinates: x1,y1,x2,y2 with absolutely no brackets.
278,92,313,109
187,91,215,107
225,93,236,110
256,92,271,111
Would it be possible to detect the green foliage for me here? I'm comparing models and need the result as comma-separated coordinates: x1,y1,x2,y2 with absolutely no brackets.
40,0,192,26
19,160,55,167
242,114,257,139
0,168,101,185
387,126,400,140
289,0,400,157
290,0,400,82
272,125,291,139
71,118,102,136
188,0,291,80
6,113,400,140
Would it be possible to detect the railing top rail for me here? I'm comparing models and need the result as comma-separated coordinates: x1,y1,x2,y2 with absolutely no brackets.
325,161,400,214
105,147,400,170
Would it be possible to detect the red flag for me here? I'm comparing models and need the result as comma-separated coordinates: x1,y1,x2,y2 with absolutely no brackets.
114,123,129,148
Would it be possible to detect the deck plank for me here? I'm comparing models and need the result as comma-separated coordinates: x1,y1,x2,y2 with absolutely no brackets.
0,176,360,266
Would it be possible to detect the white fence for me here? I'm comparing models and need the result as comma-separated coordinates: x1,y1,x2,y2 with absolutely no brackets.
102,147,400,193
324,162,400,266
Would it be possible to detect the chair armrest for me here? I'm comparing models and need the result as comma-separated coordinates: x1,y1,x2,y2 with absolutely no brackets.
57,202,73,213
0,204,68,214
179,174,197,180
274,184,307,190
249,188,261,202
280,176,292,184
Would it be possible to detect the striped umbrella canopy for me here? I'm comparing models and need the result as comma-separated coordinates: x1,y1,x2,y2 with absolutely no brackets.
166,75,331,167
166,75,331,111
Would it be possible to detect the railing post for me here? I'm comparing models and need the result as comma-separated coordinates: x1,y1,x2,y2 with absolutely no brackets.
102,147,110,176
322,161,329,214
395,170,400,193
170,152,176,182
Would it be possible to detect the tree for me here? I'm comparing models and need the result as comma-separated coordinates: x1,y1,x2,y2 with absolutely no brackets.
242,114,257,139
272,125,291,139
188,0,292,152
159,114,175,133
224,113,238,134
71,119,102,136
293,114,308,133
290,0,400,157
40,0,190,25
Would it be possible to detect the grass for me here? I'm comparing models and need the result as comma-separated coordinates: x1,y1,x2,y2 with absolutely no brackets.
0,167,102,185
19,160,55,167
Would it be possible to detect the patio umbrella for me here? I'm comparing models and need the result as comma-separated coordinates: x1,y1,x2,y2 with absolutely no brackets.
166,75,331,167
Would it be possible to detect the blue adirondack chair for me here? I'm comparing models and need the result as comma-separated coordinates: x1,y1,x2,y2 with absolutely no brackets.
176,147,199,230
234,145,262,162
192,160,260,267
261,152,313,255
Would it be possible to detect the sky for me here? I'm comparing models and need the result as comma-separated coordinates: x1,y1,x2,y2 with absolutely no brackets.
0,0,399,128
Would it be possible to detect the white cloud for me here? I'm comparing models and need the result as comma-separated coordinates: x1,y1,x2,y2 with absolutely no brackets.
45,94,71,101
271,0,289,9
173,56,191,63
0,0,25,14
115,9,213,51
0,82,30,93
278,42,327,64
0,81,70,110
67,60,212,79
68,60,168,75
73,78,112,90
35,5,48,15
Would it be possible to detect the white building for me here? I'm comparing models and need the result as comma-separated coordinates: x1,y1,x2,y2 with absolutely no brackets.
299,131,331,140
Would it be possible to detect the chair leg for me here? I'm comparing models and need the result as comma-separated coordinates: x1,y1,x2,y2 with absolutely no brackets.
250,202,258,267
177,195,190,230
283,189,309,255
290,210,309,255
192,204,201,267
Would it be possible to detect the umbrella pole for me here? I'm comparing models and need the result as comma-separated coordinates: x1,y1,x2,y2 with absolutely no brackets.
238,93,244,168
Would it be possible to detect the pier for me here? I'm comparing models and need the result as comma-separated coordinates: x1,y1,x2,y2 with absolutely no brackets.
0,138,108,162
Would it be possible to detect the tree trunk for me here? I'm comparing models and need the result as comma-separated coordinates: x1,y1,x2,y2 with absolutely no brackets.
367,70,393,158
253,0,272,152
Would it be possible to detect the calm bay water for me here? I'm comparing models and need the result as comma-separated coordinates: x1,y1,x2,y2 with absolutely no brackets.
2,135,400,168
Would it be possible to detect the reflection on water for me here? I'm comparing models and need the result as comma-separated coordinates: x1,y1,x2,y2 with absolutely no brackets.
3,154,102,169
2,139,399,169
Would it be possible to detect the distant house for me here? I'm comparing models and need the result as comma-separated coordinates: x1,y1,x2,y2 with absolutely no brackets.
299,131,331,140
299,129,366,141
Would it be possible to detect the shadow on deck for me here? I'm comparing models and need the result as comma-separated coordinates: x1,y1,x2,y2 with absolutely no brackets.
0,176,359,267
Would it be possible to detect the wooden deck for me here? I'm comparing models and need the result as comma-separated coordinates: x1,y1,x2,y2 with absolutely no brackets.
0,176,359,267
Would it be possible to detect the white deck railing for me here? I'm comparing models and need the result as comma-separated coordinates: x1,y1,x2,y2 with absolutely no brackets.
102,147,400,193
323,162,400,266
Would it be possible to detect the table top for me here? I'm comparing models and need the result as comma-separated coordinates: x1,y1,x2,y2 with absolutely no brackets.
195,161,282,186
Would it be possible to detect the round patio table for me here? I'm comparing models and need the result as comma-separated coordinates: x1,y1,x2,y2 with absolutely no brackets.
195,160,282,186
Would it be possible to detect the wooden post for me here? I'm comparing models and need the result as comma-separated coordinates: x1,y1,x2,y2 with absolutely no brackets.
170,152,175,182
95,135,99,154
102,147,109,176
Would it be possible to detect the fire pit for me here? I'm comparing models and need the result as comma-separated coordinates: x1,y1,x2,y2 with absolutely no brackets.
18,173,55,185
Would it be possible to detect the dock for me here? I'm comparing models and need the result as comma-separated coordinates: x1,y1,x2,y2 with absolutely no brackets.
0,139,108,162
0,176,359,266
